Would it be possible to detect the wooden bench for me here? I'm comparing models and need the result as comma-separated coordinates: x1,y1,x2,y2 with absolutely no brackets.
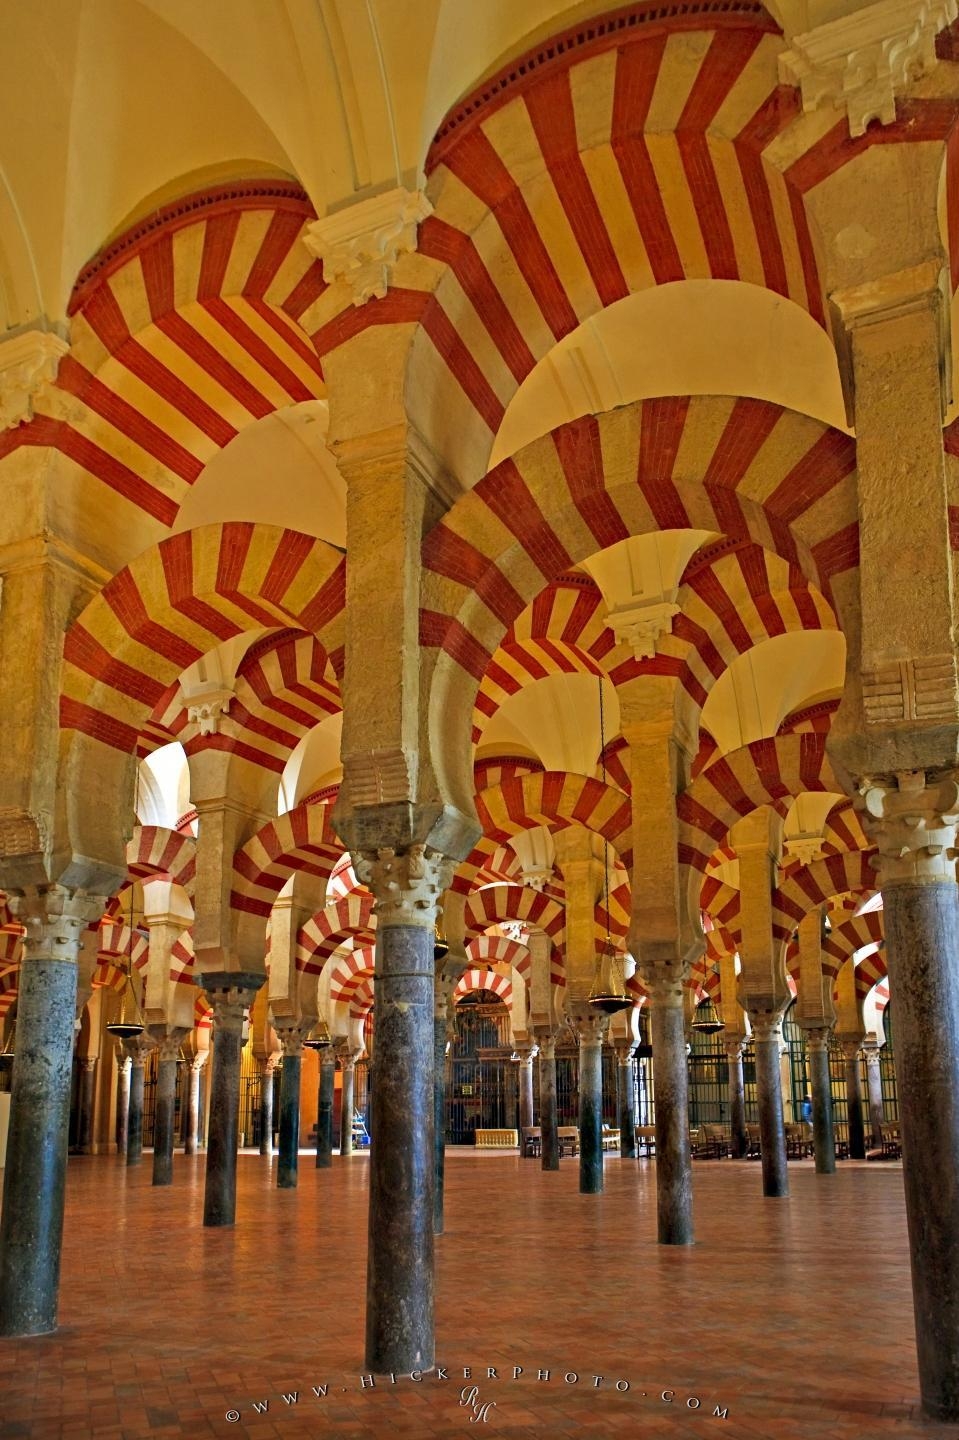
636,1126,656,1156
557,1126,580,1157
474,1128,518,1148
880,1123,902,1158
522,1126,541,1157
694,1123,731,1158
601,1126,621,1151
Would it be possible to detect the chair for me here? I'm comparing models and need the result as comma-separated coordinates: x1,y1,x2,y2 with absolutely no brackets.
522,1126,542,1158
636,1126,656,1156
557,1126,580,1158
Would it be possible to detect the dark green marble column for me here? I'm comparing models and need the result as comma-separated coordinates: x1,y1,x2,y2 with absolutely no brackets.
806,1029,836,1174
76,1058,98,1154
617,1050,637,1158
725,1037,748,1159
575,1018,605,1194
842,1039,867,1159
258,1060,275,1157
316,1052,335,1167
277,1041,303,1189
753,1017,789,1197
648,982,694,1244
0,893,98,1336
126,1050,147,1168
151,1048,178,1186
200,973,264,1228
538,1034,559,1171
433,1011,448,1231
115,1052,131,1156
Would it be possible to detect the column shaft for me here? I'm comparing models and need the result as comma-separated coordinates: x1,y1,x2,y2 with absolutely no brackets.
518,1059,534,1135
365,924,434,1374
755,1028,789,1197
865,1050,886,1145
726,1045,748,1159
618,1059,637,1158
0,955,78,1335
259,1064,275,1156
126,1062,146,1167
277,1054,301,1189
203,1027,243,1226
184,1065,202,1154
316,1057,334,1168
578,1035,603,1194
152,1057,177,1186
650,995,693,1244
807,1035,836,1175
340,1064,355,1156
433,1016,447,1231
844,1046,867,1159
539,1044,559,1171
76,1060,97,1154
115,1057,131,1156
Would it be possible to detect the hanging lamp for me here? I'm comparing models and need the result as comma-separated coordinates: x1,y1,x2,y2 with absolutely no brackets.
691,956,726,1035
589,674,631,1016
303,1019,333,1051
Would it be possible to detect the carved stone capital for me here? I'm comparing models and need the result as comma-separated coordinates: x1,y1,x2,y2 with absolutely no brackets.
750,1015,785,1046
124,1032,157,1066
148,1025,189,1063
0,329,69,430
10,888,103,964
608,599,680,660
778,0,957,138
862,1039,883,1067
180,680,234,737
857,770,959,884
512,1044,538,1065
534,1028,559,1060
568,1012,610,1046
723,1035,748,1060
840,1036,865,1062
303,186,433,306
354,844,453,929
197,971,265,1032
272,1020,312,1058
802,1026,833,1056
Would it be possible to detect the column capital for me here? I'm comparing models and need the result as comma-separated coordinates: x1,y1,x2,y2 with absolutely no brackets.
198,971,265,1032
147,1025,189,1063
723,1034,748,1060
750,1014,785,1045
862,1038,883,1065
123,1033,156,1066
568,1012,609,1046
354,844,453,930
10,888,103,962
801,1025,833,1056
839,1035,865,1062
857,770,959,884
512,1044,538,1065
272,1020,312,1058
533,1028,559,1060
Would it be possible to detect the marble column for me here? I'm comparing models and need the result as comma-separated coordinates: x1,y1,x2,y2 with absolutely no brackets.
125,1038,152,1169
76,1058,98,1154
183,1056,205,1154
115,1052,132,1156
753,1017,789,1197
151,1032,186,1186
572,1015,606,1194
355,844,450,1376
0,890,100,1336
339,1054,356,1156
316,1049,335,1168
200,973,264,1228
842,1040,867,1159
725,1037,748,1159
648,980,694,1244
276,1032,304,1189
516,1045,535,1138
863,1041,886,1146
538,1033,559,1171
617,1049,637,1158
805,1028,836,1175
433,981,450,1230
258,1058,276,1157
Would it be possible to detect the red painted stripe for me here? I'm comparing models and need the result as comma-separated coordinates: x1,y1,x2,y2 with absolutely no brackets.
82,284,131,352
611,37,684,283
298,561,347,636
638,396,691,526
421,298,505,432
203,297,316,401
811,523,859,579
420,610,492,682
766,428,856,523
246,297,326,377
103,568,204,670
478,457,574,579
140,233,176,321
56,354,203,484
63,624,167,706
59,696,142,752
525,70,629,307
156,311,273,419
734,87,800,296
704,397,780,487
282,259,328,321
198,210,241,300
440,126,580,340
244,210,306,298
260,530,317,605
418,216,537,384
311,287,429,354
553,415,630,550
111,336,238,448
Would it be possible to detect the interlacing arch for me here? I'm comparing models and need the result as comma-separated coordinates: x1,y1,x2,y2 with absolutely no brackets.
1,184,332,530
824,911,885,979
854,949,888,1003
466,934,531,978
422,398,857,818
126,825,196,893
678,733,841,876
475,771,632,862
231,802,344,916
297,893,376,976
820,799,871,857
91,919,148,991
454,968,513,1007
327,946,375,1008
772,851,878,943
61,521,346,757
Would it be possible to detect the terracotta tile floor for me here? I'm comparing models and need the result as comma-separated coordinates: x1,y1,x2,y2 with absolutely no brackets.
1,1149,957,1439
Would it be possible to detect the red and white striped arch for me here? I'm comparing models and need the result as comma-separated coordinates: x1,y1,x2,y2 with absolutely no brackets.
1,184,335,531
824,910,885,979
454,967,513,1007
772,851,878,942
466,933,531,978
126,825,196,892
232,802,344,917
327,946,375,1007
678,733,840,875
464,884,566,944
475,771,632,864
297,893,376,976
820,799,870,856
61,522,346,758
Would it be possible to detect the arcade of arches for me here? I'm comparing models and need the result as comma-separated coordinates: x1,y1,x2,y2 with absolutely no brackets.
3,0,959,1433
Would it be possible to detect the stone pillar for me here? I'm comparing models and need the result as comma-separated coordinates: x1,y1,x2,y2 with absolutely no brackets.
0,890,100,1336
339,1052,356,1156
115,1051,132,1156
125,1036,153,1169
433,975,454,1232
183,1055,206,1154
275,1028,306,1189
258,1058,276,1157
150,1030,187,1186
616,1046,637,1158
316,1049,335,1168
200,973,264,1227
805,1028,836,1174
353,843,452,1375
516,1044,536,1137
724,1037,748,1159
647,977,694,1244
753,1017,789,1197
572,1015,606,1194
537,1032,559,1171
76,1057,98,1154
842,1039,867,1160
863,1040,886,1145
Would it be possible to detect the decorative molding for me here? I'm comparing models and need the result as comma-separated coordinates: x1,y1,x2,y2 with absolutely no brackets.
304,187,433,306
784,835,826,866
778,0,957,138
862,653,958,725
858,770,959,883
608,599,680,660
354,844,453,929
0,330,69,431
180,680,235,736
521,865,553,892
342,746,416,809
